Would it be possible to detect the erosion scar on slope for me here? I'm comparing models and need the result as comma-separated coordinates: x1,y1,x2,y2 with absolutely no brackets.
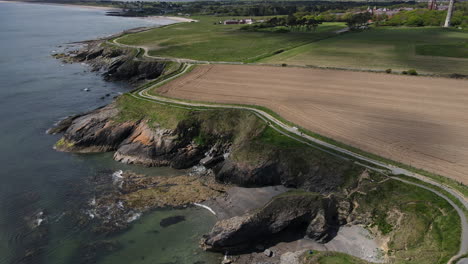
158,64,468,185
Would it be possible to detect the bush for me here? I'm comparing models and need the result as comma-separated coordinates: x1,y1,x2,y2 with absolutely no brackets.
271,26,290,33
385,68,392,74
273,49,284,55
402,71,408,75
407,69,418,75
449,73,468,79
281,63,288,67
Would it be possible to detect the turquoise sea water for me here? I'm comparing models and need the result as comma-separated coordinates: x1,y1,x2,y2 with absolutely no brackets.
0,3,219,263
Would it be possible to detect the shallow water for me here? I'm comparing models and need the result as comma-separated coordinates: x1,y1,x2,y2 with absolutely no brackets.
0,3,219,264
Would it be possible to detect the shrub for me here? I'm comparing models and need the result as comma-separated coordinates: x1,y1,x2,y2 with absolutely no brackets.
271,26,290,33
402,71,408,75
273,49,284,55
407,69,418,75
449,73,467,79
281,63,288,67
385,68,392,74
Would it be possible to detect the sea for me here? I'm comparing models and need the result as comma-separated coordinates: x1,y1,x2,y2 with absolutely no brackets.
0,2,219,264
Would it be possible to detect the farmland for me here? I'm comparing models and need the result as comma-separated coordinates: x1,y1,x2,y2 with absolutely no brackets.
157,64,468,184
261,27,468,75
115,16,346,62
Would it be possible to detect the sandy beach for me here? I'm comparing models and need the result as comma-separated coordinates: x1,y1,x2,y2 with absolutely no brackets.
0,0,120,11
0,1,198,24
146,15,198,23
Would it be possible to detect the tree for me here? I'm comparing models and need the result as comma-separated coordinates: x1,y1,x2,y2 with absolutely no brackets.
304,15,322,31
346,12,372,29
444,0,456,27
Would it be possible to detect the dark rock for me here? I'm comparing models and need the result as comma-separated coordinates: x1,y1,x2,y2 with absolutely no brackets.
47,114,84,135
306,209,329,242
201,192,352,252
54,104,136,153
104,59,166,83
213,159,281,187
113,121,206,169
213,149,352,193
160,216,186,228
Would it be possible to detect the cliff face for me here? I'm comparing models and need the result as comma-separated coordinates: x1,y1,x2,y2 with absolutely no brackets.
51,102,358,192
201,192,352,252
51,104,207,169
57,41,167,84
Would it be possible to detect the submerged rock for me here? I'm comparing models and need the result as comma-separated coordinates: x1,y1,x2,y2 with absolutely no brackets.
160,216,186,228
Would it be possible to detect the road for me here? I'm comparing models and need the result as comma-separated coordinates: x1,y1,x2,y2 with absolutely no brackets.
130,63,468,264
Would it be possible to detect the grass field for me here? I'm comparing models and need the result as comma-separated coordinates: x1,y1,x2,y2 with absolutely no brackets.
116,16,346,62
261,27,468,75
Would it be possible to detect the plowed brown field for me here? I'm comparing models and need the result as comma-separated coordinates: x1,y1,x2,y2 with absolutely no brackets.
158,65,468,184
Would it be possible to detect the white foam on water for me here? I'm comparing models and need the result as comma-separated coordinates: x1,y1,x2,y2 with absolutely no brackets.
126,212,142,223
112,170,124,188
193,203,216,216
86,210,95,219
33,211,46,228
89,197,96,206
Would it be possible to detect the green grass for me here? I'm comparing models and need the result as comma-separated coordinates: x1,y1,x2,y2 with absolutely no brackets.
116,16,346,62
416,43,468,58
114,94,190,129
303,251,371,264
353,179,461,264
258,126,305,148
393,174,468,219
262,27,468,75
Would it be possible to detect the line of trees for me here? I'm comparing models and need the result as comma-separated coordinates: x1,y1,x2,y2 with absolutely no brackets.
267,14,324,31
376,3,468,28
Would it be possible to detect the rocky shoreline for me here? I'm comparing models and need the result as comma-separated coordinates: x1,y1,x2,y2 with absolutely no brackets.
49,41,379,263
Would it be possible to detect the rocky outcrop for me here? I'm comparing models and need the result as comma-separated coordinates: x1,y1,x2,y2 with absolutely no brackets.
56,41,167,85
52,104,212,169
113,121,205,169
201,192,352,252
51,103,360,192
213,145,354,193
53,104,135,153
